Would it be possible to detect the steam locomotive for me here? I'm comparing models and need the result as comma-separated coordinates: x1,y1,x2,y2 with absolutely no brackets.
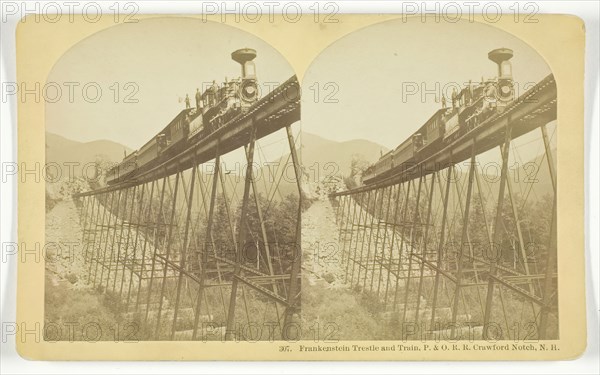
362,48,515,184
106,49,260,185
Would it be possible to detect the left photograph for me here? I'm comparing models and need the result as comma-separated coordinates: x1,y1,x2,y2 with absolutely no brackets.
44,17,302,341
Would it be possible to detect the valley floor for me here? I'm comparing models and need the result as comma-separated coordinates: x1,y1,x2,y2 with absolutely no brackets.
301,198,387,340
45,199,126,341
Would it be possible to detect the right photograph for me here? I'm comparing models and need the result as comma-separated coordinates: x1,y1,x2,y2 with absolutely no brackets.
300,18,557,342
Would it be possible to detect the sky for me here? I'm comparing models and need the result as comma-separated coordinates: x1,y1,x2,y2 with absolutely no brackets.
46,17,555,169
301,17,555,164
46,17,296,151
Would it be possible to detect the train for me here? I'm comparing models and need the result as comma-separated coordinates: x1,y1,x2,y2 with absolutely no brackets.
362,48,515,184
106,48,260,185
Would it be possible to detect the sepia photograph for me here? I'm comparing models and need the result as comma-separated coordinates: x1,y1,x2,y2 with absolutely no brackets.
7,6,591,364
43,17,302,342
300,18,558,342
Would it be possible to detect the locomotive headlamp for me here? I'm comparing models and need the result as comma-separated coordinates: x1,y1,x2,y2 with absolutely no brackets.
241,81,258,102
498,80,514,103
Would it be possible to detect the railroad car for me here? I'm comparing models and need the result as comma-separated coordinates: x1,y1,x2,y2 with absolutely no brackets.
105,150,138,185
362,48,514,185
106,49,260,185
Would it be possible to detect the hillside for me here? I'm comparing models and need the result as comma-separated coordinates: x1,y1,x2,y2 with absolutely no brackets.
299,132,388,179
45,130,552,206
43,130,392,208
45,132,131,210
239,132,388,201
461,146,555,197
46,132,131,167
513,146,556,199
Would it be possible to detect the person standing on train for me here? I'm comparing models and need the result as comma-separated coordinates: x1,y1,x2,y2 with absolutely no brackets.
451,88,457,109
195,88,202,111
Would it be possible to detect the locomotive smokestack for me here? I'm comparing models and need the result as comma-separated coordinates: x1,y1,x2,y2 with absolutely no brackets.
232,48,257,79
488,48,513,79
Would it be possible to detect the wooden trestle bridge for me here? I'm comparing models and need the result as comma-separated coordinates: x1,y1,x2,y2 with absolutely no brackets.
74,76,302,341
329,74,558,340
